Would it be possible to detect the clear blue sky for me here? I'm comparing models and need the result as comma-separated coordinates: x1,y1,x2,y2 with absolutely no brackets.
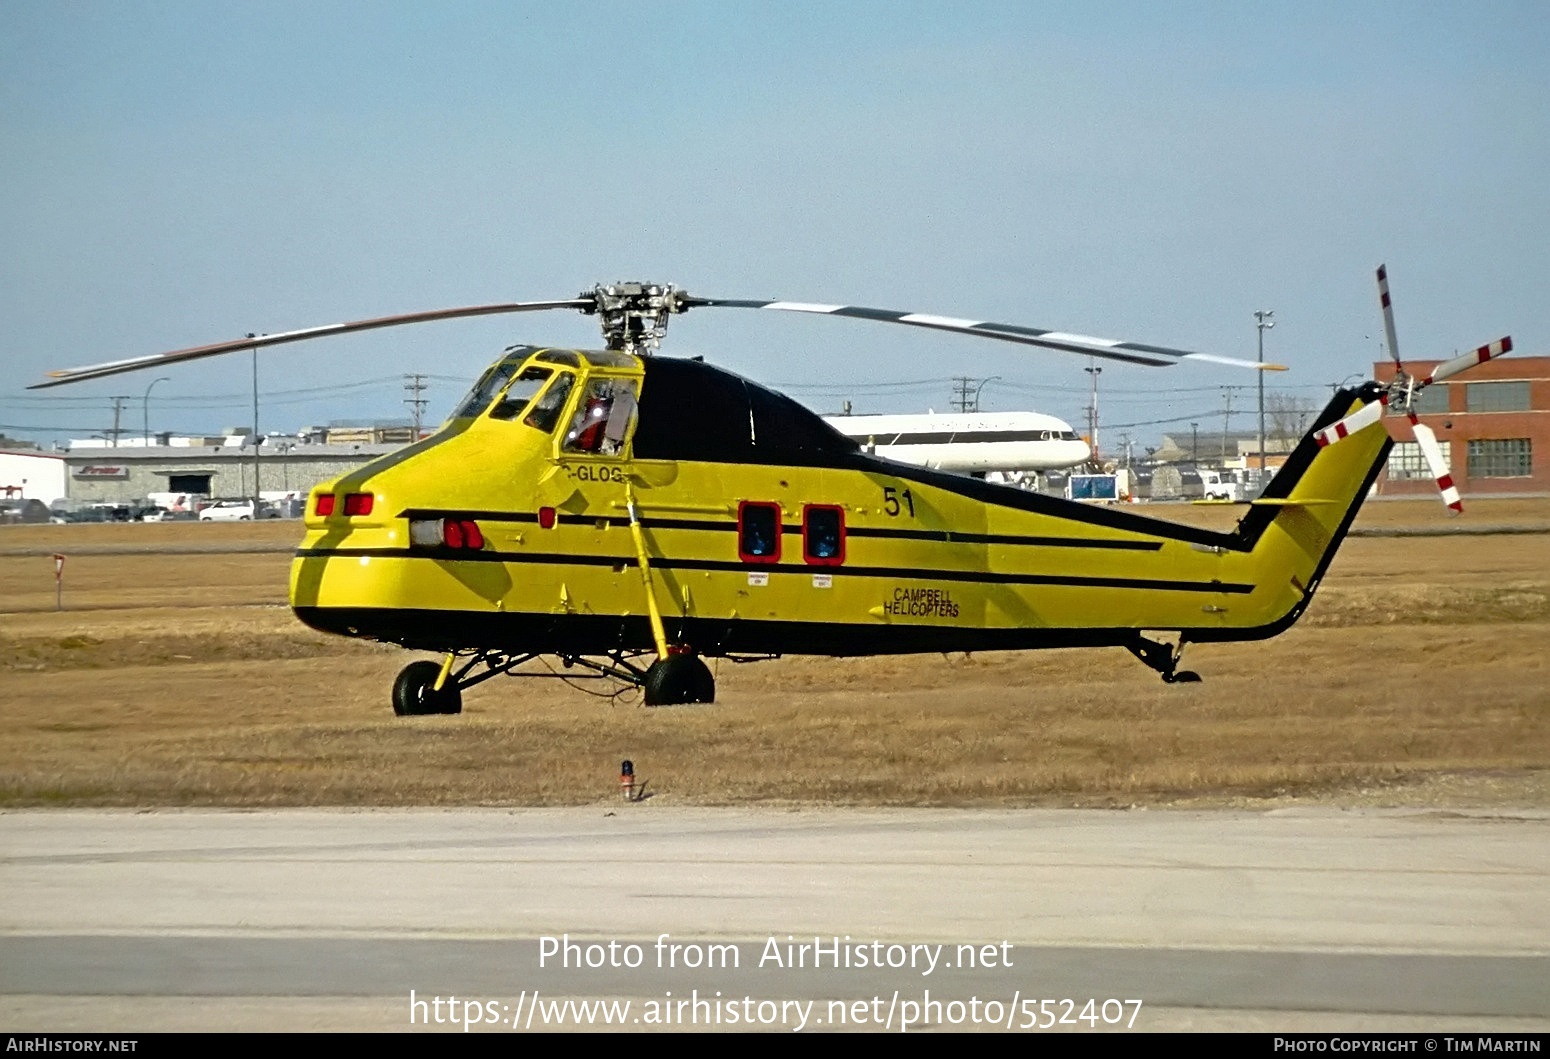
3,1,1545,453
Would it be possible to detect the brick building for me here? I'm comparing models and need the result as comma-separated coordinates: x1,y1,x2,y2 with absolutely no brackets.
1375,354,1548,498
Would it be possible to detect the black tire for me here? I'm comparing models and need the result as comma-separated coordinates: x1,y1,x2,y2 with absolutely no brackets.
392,660,463,716
643,654,715,706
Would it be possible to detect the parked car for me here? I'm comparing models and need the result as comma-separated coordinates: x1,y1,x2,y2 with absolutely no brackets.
198,499,266,521
58,506,131,523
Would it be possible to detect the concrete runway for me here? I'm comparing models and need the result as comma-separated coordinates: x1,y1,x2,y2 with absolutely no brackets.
1,807,1546,1033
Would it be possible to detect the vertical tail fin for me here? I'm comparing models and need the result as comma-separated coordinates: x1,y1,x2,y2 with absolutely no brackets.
1186,385,1392,644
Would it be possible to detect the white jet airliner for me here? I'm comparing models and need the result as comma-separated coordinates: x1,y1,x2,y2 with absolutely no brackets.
822,411,1090,475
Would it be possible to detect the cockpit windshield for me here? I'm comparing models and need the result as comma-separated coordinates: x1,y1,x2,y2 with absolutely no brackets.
523,372,575,433
453,361,522,419
488,366,553,421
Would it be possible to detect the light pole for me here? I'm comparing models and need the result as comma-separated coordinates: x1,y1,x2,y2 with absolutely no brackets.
248,335,262,511
1084,362,1103,462
142,376,171,444
971,376,1000,413
1254,310,1275,474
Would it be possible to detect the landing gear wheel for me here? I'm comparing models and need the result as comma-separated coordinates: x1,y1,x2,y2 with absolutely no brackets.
1128,635,1203,684
392,660,463,716
643,654,715,706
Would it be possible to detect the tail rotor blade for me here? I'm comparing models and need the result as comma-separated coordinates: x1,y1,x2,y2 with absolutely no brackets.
1376,264,1404,367
1313,394,1389,448
1420,336,1514,386
1410,420,1462,514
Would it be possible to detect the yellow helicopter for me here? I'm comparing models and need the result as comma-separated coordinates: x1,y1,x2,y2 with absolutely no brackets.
32,275,1512,711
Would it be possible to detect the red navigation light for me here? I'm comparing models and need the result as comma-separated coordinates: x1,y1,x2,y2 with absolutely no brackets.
538,507,557,530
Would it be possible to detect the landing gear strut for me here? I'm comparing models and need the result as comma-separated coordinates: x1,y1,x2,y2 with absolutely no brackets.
1127,634,1202,684
388,647,718,714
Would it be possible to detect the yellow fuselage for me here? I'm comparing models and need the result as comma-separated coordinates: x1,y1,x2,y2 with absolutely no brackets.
290,347,1391,658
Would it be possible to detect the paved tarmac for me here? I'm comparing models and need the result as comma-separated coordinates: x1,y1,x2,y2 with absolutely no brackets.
1,807,1546,1033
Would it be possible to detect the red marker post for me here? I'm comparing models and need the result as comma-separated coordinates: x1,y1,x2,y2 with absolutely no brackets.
52,553,65,611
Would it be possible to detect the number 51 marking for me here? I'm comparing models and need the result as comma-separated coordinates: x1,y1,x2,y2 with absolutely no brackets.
882,486,915,518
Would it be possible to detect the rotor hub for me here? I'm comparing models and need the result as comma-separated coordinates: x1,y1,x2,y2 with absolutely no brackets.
1384,369,1418,416
582,282,692,354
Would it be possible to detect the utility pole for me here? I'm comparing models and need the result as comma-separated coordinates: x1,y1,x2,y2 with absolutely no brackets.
1254,309,1275,474
1220,387,1235,464
404,374,429,436
107,396,130,447
950,376,975,414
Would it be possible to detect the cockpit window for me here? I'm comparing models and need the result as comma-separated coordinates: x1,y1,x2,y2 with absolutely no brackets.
453,362,521,419
489,367,553,421
535,350,582,368
562,377,640,456
524,372,576,433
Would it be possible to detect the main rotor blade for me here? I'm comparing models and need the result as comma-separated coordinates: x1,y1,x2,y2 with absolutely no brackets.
688,298,1286,371
28,299,592,389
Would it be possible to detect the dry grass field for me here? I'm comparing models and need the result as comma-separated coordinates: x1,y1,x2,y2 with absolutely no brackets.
1,498,1546,808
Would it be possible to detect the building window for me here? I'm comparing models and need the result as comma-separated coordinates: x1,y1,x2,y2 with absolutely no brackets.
167,473,213,494
737,501,782,563
1387,441,1451,481
802,505,845,565
1465,381,1531,413
1411,384,1450,415
1467,438,1532,478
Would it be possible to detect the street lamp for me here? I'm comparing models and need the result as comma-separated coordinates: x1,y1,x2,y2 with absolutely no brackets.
142,376,171,444
971,376,1000,412
1254,310,1275,474
248,335,262,510
1084,361,1102,462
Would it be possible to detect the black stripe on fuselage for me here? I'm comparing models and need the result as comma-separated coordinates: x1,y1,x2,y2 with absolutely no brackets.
397,508,1163,551
293,546,1251,594
845,526,1161,550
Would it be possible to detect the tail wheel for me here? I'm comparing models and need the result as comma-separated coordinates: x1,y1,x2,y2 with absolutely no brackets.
392,660,463,716
643,654,715,706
